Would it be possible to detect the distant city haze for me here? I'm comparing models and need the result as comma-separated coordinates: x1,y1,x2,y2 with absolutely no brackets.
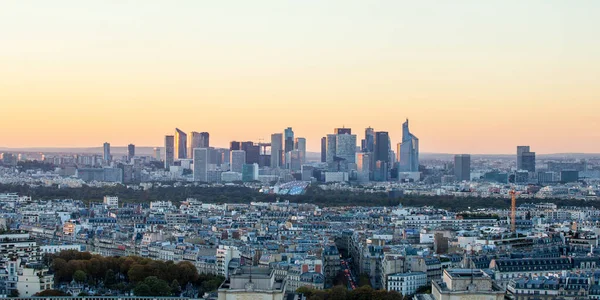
1,1,599,154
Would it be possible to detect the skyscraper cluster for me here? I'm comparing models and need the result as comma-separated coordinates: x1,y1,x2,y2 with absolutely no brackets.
320,120,420,182
162,127,307,183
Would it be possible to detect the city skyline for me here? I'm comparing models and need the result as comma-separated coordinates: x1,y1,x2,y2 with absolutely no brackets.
1,1,600,153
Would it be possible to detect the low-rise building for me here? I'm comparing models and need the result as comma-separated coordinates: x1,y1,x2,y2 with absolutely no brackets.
387,272,427,296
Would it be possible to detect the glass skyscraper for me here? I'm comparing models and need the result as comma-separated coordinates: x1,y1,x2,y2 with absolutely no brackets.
174,128,187,160
398,119,419,172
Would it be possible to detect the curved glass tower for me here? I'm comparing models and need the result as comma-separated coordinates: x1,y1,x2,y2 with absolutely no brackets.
399,119,419,172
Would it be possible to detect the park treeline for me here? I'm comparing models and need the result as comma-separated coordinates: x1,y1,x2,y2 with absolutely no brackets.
0,183,595,211
47,250,223,296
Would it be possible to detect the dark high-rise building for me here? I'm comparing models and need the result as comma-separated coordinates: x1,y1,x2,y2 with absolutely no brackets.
127,144,135,161
103,142,111,164
259,154,271,167
270,133,283,168
241,141,260,164
321,137,327,163
517,146,536,172
284,127,294,153
334,127,352,135
174,128,187,159
374,132,390,163
362,127,375,152
230,141,241,151
164,135,175,169
189,132,210,155
454,154,471,181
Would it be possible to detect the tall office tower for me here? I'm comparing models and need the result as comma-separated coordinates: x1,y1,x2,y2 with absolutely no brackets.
241,142,260,164
127,144,135,161
517,146,536,172
189,132,210,155
454,154,471,181
230,141,241,151
335,133,357,163
326,134,337,163
334,127,352,135
374,132,390,163
103,142,111,163
363,127,375,152
285,150,302,171
271,133,283,168
284,127,294,153
174,128,187,159
230,150,246,173
193,148,209,182
199,132,209,148
294,137,306,164
164,135,175,169
356,152,372,182
398,119,419,172
320,137,326,162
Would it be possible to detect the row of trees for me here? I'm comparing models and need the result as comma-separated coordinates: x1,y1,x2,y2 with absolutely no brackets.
50,250,224,296
0,183,595,211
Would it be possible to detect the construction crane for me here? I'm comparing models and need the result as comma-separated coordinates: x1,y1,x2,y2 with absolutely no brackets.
509,189,518,233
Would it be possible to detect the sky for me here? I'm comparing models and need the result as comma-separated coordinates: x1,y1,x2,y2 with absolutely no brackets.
1,1,599,154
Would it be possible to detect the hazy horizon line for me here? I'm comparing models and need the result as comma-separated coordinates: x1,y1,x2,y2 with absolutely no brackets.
1,146,599,157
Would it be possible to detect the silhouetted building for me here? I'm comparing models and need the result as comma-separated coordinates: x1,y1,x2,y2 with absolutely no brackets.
517,146,536,172
334,127,352,135
374,132,390,163
164,135,174,169
362,127,375,152
230,141,241,151
103,142,111,164
241,142,260,164
321,137,327,163
284,127,294,153
127,144,135,161
189,132,209,155
454,154,471,181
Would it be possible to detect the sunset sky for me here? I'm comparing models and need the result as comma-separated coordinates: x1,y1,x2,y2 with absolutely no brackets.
1,1,599,154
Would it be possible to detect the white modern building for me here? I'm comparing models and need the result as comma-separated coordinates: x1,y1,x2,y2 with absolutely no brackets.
103,196,118,207
387,272,427,296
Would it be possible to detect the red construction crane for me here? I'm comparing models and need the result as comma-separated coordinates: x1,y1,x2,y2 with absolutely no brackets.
509,189,518,233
